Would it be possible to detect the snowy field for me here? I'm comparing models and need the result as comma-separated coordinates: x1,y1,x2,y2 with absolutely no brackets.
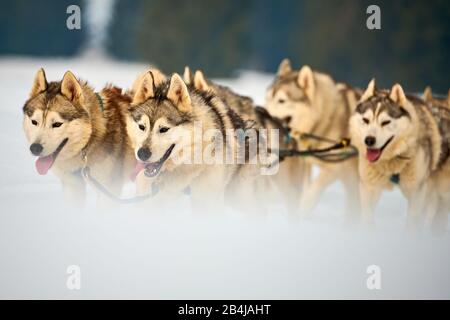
0,55,449,299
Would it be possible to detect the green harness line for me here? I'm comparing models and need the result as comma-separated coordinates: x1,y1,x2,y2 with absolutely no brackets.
278,132,358,163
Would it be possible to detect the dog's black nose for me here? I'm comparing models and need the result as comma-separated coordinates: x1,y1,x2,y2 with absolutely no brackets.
137,147,152,161
30,143,43,156
364,136,376,147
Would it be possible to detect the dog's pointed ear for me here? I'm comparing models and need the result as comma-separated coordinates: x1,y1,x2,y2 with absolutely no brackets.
132,71,156,104
360,78,377,102
423,86,433,102
30,68,48,98
149,68,166,86
194,70,210,92
277,59,292,76
183,66,193,85
297,65,315,100
132,68,165,104
131,71,147,95
390,83,407,104
61,71,83,102
167,73,191,112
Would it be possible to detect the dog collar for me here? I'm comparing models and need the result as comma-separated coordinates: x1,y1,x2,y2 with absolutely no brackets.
95,92,104,112
390,173,400,184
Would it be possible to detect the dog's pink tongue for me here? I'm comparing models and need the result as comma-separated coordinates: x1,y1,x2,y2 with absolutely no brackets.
130,161,146,181
35,155,54,175
366,149,382,162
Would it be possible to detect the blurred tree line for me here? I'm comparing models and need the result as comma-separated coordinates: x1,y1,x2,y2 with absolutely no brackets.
0,0,448,92
108,0,450,92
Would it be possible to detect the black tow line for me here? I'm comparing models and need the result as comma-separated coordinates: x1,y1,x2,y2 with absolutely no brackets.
277,132,358,163
81,166,155,204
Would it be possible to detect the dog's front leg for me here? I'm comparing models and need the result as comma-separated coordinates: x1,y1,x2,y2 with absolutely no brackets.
341,168,361,222
301,161,313,193
424,183,438,229
135,171,153,196
149,167,202,210
190,167,226,214
299,167,337,216
272,157,308,217
359,181,382,225
191,186,225,215
60,172,86,208
404,183,428,232
430,201,449,236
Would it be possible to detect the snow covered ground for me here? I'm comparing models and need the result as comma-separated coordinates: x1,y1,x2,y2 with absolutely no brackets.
0,55,449,299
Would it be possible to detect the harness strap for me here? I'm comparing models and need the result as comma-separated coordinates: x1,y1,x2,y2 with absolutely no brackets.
277,135,357,163
77,95,156,203
81,166,154,204
296,132,340,145
80,144,154,204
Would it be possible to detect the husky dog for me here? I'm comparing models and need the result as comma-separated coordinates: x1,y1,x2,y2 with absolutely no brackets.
423,86,450,109
183,67,257,122
22,69,136,204
127,68,168,195
183,67,305,215
265,59,361,217
126,71,248,212
350,80,450,231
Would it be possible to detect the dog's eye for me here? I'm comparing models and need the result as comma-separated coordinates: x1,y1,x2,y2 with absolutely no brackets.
362,118,369,124
52,122,63,128
159,127,170,133
138,124,146,131
278,99,286,104
381,120,391,127
31,119,38,126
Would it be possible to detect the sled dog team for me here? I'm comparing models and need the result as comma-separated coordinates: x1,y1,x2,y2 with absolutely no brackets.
22,59,450,231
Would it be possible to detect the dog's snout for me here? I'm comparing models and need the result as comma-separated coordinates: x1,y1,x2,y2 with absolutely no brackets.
30,143,43,156
364,136,376,147
137,147,152,161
